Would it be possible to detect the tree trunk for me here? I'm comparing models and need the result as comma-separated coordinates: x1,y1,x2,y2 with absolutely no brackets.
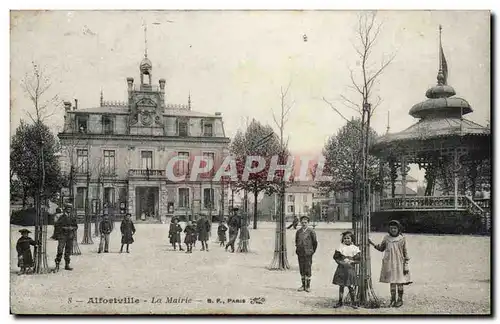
22,187,28,209
253,189,258,229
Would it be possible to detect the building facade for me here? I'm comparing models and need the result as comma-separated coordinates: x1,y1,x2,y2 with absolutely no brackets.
58,54,230,221
277,182,315,219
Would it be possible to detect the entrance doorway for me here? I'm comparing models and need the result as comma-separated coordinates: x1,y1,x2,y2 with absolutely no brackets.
135,187,159,221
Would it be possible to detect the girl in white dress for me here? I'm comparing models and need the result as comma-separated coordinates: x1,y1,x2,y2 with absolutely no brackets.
332,231,360,308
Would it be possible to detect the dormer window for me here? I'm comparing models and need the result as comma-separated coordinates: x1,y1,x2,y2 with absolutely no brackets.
102,115,114,134
76,115,88,133
203,121,213,137
178,119,188,137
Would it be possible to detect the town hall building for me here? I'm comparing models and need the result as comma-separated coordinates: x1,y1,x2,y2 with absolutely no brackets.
58,52,230,222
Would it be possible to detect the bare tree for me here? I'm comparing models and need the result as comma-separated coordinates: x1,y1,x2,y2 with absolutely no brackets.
269,83,294,270
322,12,395,307
20,61,61,274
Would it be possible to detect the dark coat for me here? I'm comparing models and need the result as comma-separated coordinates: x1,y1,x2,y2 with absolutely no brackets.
295,227,318,256
99,219,113,234
196,218,211,241
227,215,240,229
332,250,360,286
120,219,136,244
55,213,78,240
16,236,36,268
169,223,182,244
184,224,197,244
217,223,228,241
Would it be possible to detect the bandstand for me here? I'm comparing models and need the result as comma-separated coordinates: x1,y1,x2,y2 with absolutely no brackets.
370,31,491,235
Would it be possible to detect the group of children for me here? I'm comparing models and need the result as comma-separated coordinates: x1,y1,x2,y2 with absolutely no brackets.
17,214,411,309
168,216,228,253
331,220,412,308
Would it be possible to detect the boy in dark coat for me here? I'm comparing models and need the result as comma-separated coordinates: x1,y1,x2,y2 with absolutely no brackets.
183,220,197,253
98,214,113,253
217,219,228,247
168,217,184,251
225,208,241,253
55,205,78,271
120,213,136,253
295,215,318,292
16,229,38,274
196,215,211,252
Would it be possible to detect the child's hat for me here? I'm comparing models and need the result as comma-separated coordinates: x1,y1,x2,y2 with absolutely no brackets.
19,229,31,234
299,215,310,222
388,220,402,230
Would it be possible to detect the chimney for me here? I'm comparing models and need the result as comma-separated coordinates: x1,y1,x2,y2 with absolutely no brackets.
215,112,221,116
63,101,72,111
74,99,78,110
159,78,166,91
127,77,134,91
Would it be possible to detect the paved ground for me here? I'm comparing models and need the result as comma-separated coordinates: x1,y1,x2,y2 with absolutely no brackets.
10,222,490,315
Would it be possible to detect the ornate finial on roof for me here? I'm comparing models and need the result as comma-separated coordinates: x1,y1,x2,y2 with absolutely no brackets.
424,25,455,100
144,21,148,58
188,92,191,110
437,24,448,86
100,89,103,107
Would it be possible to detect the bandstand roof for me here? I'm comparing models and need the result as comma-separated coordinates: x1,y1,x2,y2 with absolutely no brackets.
372,28,490,156
374,117,489,146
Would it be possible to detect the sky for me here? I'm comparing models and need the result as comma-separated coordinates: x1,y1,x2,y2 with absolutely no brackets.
10,10,491,183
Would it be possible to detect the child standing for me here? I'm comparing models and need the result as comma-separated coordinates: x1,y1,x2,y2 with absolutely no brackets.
168,217,184,251
217,220,228,247
369,220,412,308
120,213,136,253
16,229,38,274
184,220,197,253
332,231,360,308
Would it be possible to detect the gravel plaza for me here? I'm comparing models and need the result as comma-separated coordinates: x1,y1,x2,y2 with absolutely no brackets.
10,222,490,315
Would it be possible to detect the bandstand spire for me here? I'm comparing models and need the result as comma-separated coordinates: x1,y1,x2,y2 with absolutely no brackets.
437,25,448,86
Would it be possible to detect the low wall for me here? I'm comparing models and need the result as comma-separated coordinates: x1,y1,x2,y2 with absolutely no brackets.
371,210,485,235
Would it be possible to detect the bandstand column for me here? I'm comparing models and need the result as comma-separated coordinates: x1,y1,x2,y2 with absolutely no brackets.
389,161,397,199
453,149,462,210
400,156,409,207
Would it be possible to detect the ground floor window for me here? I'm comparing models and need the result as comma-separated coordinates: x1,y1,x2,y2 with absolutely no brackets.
76,187,87,210
203,188,214,209
104,187,115,207
179,188,190,208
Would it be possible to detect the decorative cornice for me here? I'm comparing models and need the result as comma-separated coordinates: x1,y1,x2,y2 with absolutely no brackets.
58,132,231,144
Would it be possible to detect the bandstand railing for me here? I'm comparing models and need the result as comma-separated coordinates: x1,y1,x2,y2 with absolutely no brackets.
472,198,490,211
380,196,469,211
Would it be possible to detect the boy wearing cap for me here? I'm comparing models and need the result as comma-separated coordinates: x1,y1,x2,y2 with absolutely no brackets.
16,229,38,274
98,214,113,253
295,215,318,292
168,217,184,251
54,205,78,271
